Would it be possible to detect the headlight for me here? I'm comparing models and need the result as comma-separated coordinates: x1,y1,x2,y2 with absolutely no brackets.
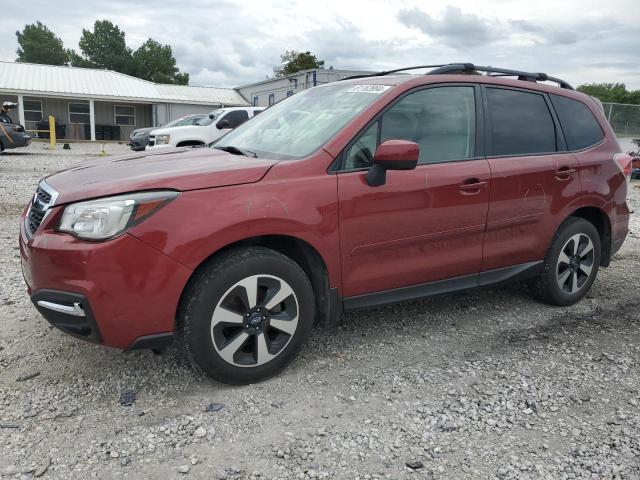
58,191,179,240
155,134,170,145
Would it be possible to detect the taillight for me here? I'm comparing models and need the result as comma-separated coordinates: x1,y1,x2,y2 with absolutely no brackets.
614,153,632,177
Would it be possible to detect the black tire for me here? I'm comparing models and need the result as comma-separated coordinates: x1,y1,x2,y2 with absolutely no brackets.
528,217,601,306
177,246,315,385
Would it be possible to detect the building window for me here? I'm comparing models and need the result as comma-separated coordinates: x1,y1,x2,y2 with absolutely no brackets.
115,105,136,126
23,99,43,122
286,90,293,97
68,102,90,124
268,94,275,106
253,96,258,106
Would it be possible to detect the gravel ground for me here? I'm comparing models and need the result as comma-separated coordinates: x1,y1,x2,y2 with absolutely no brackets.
1,143,640,480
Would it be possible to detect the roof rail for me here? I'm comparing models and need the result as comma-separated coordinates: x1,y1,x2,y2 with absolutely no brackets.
341,63,573,90
341,65,448,80
427,63,573,89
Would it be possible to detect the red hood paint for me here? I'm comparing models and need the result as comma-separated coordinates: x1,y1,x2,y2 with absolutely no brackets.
45,147,278,204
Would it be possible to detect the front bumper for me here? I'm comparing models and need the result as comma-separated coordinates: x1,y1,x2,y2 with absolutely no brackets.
3,132,31,148
19,209,193,349
129,136,148,151
145,143,173,151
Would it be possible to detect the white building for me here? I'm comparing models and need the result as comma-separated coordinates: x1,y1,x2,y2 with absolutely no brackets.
0,61,248,141
237,68,370,107
0,62,371,142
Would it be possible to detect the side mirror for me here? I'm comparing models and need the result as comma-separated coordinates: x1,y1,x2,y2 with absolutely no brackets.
366,140,419,187
216,118,231,129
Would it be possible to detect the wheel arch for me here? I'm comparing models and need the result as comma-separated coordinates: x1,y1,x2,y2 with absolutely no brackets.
569,206,612,266
178,234,336,329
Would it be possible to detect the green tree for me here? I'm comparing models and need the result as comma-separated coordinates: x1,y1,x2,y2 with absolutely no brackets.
132,39,189,85
67,20,189,84
174,72,190,85
16,21,69,65
66,49,95,68
577,83,640,105
72,20,135,74
274,50,324,77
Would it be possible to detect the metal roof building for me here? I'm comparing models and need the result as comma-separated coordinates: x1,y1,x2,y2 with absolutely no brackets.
0,62,374,143
237,68,370,107
0,61,248,142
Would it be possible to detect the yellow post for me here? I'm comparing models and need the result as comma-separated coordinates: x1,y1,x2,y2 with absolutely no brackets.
48,115,56,150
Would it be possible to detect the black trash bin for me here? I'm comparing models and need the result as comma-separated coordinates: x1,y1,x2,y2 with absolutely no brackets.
36,119,49,138
36,118,65,139
55,124,66,139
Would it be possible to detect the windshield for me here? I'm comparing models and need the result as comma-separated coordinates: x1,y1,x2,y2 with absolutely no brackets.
214,83,389,160
162,115,204,128
196,110,223,126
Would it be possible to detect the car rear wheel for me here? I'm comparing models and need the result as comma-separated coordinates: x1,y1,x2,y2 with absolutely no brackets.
528,217,601,306
178,247,315,384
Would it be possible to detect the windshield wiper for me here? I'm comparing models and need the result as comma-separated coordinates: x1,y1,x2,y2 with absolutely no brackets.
214,145,257,158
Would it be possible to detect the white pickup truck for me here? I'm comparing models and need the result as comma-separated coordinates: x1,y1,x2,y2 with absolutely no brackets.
146,106,264,150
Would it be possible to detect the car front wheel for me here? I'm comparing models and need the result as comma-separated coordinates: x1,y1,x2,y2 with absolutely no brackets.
178,247,315,384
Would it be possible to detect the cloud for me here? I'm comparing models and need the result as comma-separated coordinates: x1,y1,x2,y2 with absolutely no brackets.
0,0,638,90
397,6,501,47
510,20,578,45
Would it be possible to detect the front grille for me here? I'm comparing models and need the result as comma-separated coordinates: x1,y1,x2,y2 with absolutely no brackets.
36,187,51,204
27,208,45,234
25,182,58,237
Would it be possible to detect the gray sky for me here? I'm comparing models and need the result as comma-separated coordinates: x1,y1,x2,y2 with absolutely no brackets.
1,0,639,89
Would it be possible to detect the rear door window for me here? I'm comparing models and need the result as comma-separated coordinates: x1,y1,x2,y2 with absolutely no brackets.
486,88,556,156
550,94,604,150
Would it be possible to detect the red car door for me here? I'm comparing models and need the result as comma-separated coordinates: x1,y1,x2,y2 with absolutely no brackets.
337,85,491,300
481,86,582,274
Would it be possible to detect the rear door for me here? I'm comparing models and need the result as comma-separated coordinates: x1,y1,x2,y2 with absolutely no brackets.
337,85,492,299
481,86,582,274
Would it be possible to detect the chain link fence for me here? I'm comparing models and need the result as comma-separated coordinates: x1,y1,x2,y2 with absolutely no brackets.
602,102,640,138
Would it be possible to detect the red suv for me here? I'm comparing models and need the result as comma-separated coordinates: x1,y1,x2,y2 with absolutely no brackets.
20,64,631,384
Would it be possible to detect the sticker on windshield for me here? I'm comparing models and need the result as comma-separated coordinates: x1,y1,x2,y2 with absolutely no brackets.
346,85,391,94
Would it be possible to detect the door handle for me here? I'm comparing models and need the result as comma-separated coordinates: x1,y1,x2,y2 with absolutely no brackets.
555,167,576,180
459,180,488,194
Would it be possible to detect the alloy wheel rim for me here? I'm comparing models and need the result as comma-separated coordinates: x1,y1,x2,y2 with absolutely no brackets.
556,233,595,295
210,274,299,367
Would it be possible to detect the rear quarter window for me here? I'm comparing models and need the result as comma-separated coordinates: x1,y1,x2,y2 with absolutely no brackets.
550,94,604,151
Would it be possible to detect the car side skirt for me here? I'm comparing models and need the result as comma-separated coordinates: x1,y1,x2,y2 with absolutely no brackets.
343,261,544,311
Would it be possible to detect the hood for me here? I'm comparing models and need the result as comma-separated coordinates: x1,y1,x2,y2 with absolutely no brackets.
131,127,154,136
46,147,278,205
150,124,205,136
